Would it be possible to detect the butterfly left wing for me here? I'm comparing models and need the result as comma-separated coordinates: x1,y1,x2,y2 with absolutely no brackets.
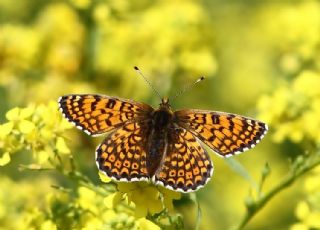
96,121,150,181
174,109,268,157
153,128,213,193
58,94,153,136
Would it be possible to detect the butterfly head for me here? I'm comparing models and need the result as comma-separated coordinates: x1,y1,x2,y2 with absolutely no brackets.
159,97,171,110
160,97,169,105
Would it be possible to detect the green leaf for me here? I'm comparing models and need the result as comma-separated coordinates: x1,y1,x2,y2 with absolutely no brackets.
224,158,258,191
189,193,202,230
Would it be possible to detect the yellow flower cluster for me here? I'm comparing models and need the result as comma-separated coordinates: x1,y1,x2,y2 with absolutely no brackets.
0,1,217,108
0,176,55,230
115,181,181,218
257,2,320,147
0,175,162,230
99,171,183,228
291,166,320,230
0,101,72,167
0,102,184,229
258,70,320,145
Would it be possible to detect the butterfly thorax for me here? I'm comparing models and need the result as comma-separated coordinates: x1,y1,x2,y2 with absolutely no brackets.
146,98,173,176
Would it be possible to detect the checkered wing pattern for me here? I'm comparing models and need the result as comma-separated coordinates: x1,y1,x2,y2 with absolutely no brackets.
58,94,153,136
174,109,268,157
154,128,213,192
96,122,150,181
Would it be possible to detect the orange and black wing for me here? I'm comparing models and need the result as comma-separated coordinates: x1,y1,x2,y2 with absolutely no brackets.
153,128,213,193
96,121,150,181
174,109,268,157
58,94,153,136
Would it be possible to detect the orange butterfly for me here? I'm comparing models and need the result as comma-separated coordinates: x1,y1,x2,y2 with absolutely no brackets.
58,92,267,193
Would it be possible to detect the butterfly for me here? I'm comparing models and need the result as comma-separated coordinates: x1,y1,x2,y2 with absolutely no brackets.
58,94,268,193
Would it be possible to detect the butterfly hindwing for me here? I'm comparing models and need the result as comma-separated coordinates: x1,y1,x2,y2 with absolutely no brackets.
174,109,268,157
58,94,153,136
96,121,150,181
153,128,213,192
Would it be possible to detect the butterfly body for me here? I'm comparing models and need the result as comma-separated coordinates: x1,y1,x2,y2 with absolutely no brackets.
146,98,173,176
59,94,268,192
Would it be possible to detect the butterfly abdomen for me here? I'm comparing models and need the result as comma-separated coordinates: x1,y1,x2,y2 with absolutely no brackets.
146,108,173,176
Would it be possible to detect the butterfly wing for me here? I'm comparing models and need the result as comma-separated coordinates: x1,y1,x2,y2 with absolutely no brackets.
96,121,150,181
58,94,153,136
153,128,213,193
174,109,268,157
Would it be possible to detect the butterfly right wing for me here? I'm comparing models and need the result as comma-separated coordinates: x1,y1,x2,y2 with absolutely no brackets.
174,109,268,157
58,94,153,136
153,128,213,193
96,121,150,181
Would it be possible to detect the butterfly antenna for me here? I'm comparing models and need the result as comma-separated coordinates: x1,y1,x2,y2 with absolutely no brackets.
172,76,205,101
134,66,162,100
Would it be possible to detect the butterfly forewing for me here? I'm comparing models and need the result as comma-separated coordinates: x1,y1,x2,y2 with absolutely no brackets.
96,121,150,181
174,109,268,157
58,94,153,136
154,128,213,192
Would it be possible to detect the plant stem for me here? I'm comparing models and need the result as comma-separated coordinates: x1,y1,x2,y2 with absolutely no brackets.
236,153,320,230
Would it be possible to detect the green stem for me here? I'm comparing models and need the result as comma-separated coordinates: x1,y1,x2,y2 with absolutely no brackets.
236,153,320,230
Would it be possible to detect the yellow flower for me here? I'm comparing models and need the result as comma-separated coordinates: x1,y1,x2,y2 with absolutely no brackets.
98,171,112,183
306,212,320,229
179,49,217,77
295,201,310,221
158,186,181,212
293,71,320,97
6,107,20,121
78,186,98,214
56,137,70,154
257,69,320,146
104,193,119,209
137,218,161,230
70,0,91,9
40,220,57,230
93,4,110,23
0,25,41,68
18,120,36,134
0,152,11,166
117,181,181,218
290,223,309,230
0,122,14,139
292,165,320,229
36,3,84,74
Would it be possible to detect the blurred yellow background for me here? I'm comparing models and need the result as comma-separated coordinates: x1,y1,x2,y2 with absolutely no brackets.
1,0,320,229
